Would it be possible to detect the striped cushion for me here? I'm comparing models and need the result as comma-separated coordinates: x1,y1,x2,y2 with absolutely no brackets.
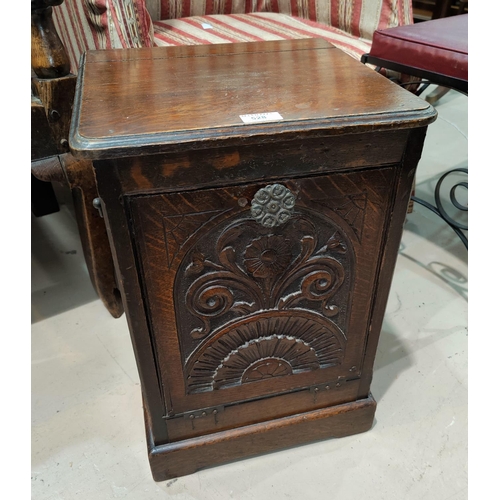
153,12,371,61
53,0,155,74
52,1,412,74
147,1,413,40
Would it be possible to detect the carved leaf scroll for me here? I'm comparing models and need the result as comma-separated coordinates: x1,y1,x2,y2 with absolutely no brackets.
172,205,354,394
183,216,347,338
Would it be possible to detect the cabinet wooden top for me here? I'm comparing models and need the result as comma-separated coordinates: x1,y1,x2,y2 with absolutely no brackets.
70,38,436,159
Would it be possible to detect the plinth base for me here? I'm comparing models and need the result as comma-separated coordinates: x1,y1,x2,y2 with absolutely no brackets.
146,394,377,481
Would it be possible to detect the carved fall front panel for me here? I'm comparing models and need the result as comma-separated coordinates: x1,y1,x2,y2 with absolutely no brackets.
130,169,394,412
175,208,352,394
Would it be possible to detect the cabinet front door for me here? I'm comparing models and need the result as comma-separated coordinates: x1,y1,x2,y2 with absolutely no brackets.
129,167,397,417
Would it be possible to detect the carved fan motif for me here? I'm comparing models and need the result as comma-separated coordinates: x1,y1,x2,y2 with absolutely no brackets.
213,336,317,389
313,193,368,241
242,358,293,383
172,193,356,395
186,310,345,393
162,209,231,268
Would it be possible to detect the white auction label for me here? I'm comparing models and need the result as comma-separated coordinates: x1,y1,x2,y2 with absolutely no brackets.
239,112,283,124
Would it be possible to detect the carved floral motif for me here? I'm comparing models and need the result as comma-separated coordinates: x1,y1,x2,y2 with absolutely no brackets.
244,235,292,278
242,358,293,383
174,208,353,393
184,216,347,339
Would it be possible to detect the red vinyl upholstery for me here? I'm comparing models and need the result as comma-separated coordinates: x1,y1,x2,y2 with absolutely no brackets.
368,14,468,84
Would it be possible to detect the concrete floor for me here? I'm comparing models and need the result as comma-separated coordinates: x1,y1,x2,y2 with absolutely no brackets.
31,88,467,500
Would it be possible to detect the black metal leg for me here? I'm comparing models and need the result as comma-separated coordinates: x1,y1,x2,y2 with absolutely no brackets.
411,168,468,249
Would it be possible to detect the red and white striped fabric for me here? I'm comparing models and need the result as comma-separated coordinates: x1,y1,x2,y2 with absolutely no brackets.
146,1,413,40
52,1,413,74
153,12,371,61
53,0,155,74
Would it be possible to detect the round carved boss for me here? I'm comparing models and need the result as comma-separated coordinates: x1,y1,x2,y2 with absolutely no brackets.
250,184,296,228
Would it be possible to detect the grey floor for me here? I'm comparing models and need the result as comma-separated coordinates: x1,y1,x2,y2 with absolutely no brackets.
31,87,467,500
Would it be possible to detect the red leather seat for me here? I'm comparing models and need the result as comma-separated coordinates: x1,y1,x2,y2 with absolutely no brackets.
364,14,468,92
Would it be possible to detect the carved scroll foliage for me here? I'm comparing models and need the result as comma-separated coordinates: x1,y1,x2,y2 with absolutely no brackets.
184,216,347,339
173,207,354,393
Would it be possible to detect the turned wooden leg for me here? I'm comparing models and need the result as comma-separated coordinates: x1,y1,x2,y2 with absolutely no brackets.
31,0,70,79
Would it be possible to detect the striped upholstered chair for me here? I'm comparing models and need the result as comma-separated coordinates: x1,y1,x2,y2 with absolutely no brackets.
53,1,414,74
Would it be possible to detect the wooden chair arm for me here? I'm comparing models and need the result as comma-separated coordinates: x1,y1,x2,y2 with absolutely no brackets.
31,0,124,318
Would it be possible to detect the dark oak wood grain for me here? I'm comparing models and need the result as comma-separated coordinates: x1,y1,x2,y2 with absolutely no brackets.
73,39,436,480
61,155,124,318
357,127,429,398
103,129,410,196
70,38,435,159
147,394,377,481
129,168,395,419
